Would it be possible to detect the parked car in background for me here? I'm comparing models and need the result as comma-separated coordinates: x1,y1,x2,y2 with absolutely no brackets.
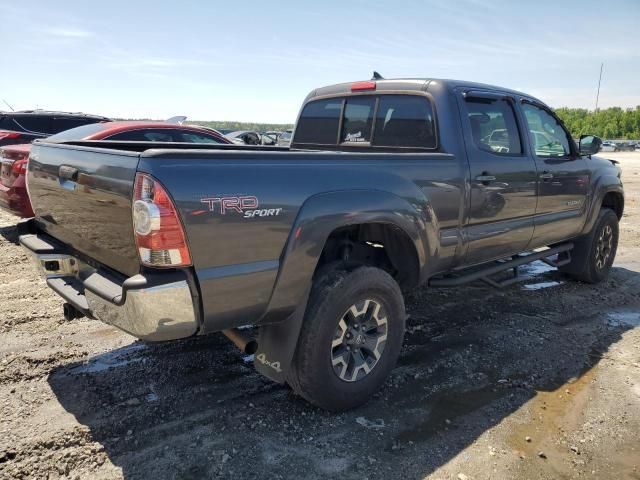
226,130,261,145
617,141,636,152
262,131,282,145
226,130,278,145
0,110,110,147
277,129,293,146
0,121,231,218
600,141,617,152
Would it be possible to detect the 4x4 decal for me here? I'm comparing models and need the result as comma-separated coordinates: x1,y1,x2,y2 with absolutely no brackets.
255,353,282,373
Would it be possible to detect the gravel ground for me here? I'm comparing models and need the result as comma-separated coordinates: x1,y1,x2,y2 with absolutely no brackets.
1,152,639,480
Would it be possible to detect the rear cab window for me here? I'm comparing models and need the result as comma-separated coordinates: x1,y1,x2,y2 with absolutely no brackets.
341,97,375,144
294,94,437,150
293,98,343,145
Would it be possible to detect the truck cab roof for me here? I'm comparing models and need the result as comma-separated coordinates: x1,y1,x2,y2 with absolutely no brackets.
304,78,546,107
292,78,552,151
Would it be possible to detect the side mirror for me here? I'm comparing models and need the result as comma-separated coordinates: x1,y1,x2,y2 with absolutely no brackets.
579,135,602,156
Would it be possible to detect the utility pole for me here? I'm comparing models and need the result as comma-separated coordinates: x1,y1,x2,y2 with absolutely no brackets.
594,62,604,112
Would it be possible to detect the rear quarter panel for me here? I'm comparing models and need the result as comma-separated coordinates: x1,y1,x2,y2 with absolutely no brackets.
138,149,465,332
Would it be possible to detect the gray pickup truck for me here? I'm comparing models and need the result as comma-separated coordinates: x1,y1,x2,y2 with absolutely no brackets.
20,78,623,411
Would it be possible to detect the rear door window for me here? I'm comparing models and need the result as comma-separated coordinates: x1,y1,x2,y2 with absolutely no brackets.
464,98,522,155
0,116,13,130
9,116,52,134
341,97,375,143
294,98,343,145
372,95,436,148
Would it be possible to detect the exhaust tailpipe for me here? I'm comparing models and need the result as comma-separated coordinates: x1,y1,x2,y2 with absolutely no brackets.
222,328,258,355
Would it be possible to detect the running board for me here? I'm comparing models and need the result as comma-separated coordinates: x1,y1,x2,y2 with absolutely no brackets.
429,243,573,288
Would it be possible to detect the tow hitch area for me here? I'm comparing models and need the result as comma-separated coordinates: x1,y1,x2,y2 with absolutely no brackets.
63,302,85,321
429,243,574,289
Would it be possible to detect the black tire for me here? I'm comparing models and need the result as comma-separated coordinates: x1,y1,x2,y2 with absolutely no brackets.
288,266,405,411
559,208,619,284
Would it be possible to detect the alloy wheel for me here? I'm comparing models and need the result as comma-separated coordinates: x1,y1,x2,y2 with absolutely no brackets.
595,224,613,270
331,299,388,382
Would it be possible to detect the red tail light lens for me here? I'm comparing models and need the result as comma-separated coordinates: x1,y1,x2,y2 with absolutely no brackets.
132,173,191,267
0,131,21,141
11,158,27,175
1,148,29,176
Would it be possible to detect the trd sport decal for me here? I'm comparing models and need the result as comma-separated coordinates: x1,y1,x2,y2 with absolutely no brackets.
199,195,282,218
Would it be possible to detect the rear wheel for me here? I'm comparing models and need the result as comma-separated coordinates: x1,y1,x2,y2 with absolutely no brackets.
560,208,619,284
288,266,405,411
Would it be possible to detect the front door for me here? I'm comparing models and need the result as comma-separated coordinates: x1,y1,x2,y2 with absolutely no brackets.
520,102,590,246
458,91,538,265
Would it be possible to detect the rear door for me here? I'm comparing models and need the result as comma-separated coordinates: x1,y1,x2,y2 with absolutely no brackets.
458,91,538,264
519,102,589,245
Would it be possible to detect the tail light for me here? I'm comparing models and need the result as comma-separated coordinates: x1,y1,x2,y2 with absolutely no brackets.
1,148,29,175
132,173,191,267
11,158,27,175
0,131,21,141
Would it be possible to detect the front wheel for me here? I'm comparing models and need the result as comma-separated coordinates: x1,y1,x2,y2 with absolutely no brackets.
560,208,619,283
288,266,405,411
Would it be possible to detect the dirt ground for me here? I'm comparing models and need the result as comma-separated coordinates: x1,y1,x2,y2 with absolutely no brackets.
1,152,639,480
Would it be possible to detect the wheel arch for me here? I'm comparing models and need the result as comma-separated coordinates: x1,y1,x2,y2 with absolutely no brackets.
259,189,432,325
582,176,624,235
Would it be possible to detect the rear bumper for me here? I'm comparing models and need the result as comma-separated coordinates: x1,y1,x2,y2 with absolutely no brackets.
19,230,199,341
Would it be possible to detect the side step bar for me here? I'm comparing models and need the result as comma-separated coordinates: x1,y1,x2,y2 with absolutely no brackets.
429,243,573,288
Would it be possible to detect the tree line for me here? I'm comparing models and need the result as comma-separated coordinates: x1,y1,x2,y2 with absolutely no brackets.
191,120,294,132
555,106,640,140
128,106,640,140
193,108,640,140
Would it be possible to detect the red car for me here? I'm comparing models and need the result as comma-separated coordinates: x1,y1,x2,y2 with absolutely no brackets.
0,121,231,218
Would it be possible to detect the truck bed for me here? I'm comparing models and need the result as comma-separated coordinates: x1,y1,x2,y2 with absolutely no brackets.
27,139,463,332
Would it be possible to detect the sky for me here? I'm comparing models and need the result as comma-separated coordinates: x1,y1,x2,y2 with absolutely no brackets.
1,0,639,124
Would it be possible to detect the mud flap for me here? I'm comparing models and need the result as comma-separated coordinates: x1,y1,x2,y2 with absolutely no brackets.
254,289,310,384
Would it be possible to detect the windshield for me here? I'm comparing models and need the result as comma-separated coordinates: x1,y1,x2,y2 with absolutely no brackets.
47,122,110,141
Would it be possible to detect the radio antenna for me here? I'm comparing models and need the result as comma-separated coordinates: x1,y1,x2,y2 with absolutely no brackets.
2,99,15,111
594,63,604,112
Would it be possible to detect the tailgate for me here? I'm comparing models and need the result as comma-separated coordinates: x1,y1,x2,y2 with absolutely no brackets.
27,142,141,276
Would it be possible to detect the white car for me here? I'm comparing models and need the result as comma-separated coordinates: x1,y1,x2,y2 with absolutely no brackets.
600,141,617,152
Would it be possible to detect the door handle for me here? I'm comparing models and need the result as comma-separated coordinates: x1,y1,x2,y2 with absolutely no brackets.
540,171,554,180
475,174,496,183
